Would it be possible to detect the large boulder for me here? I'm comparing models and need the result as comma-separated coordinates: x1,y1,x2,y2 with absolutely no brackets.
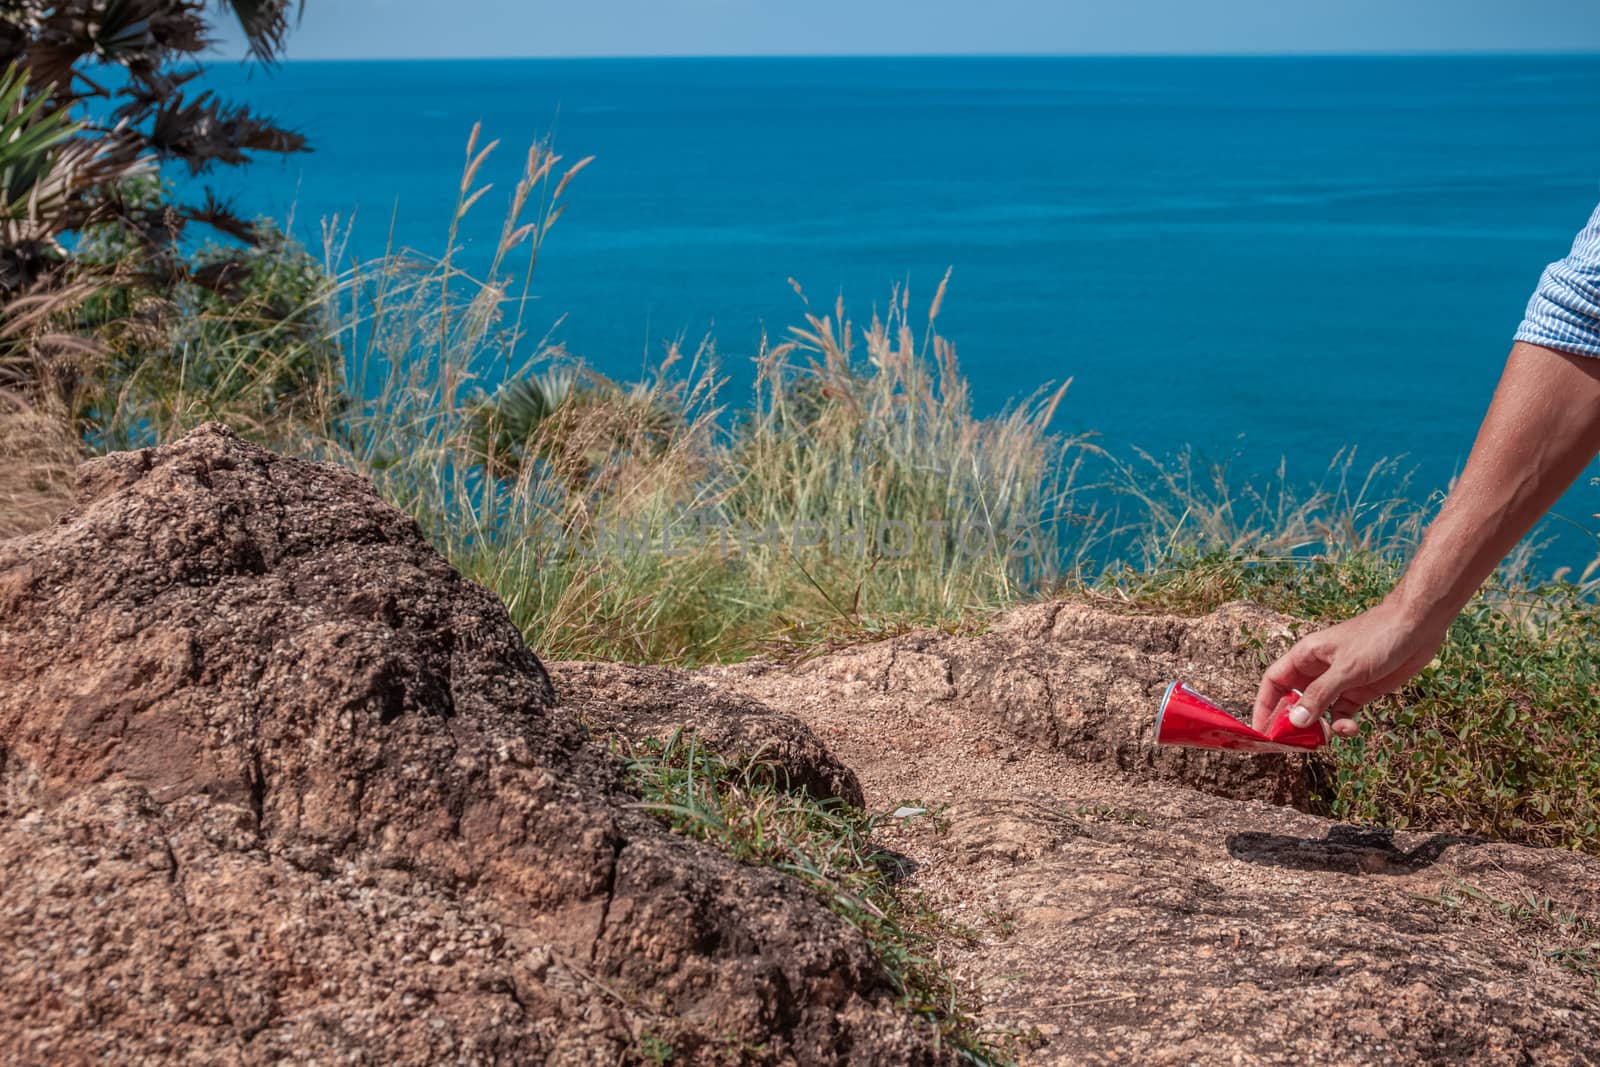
0,425,952,1066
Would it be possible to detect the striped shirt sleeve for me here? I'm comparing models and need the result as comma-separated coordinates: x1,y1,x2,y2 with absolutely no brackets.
1515,199,1600,357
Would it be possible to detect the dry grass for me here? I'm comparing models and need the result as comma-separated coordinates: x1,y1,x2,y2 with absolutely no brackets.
186,129,1098,664
0,391,81,538
1104,445,1427,568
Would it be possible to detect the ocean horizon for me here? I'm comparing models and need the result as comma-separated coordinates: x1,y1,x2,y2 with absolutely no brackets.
197,53,1600,563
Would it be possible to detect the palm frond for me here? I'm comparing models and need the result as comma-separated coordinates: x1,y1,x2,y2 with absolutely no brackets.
217,0,301,63
0,63,151,289
486,368,583,443
146,88,307,170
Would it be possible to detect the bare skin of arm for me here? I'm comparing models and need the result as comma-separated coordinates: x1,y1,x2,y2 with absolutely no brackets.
1253,341,1600,734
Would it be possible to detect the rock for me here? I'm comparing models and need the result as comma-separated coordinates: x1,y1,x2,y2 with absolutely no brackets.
0,424,953,1066
14,423,1593,1065
552,661,865,806
711,609,1600,1066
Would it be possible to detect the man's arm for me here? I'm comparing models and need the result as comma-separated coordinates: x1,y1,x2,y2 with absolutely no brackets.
1253,341,1600,733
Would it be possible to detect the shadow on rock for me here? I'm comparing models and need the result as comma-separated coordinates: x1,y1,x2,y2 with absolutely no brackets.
870,845,920,884
1226,825,1485,876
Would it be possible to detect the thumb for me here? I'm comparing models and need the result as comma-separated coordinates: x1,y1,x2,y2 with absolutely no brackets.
1289,666,1352,728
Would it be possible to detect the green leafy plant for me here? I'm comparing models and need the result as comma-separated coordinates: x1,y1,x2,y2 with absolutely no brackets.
67,179,340,447
1113,547,1600,852
0,62,149,295
0,0,305,291
1,3,314,438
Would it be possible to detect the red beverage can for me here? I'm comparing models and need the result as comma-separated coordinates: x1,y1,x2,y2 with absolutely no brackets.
1155,681,1328,753
1260,689,1332,749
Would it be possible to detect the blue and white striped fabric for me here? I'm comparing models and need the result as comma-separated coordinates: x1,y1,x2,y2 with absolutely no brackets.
1516,199,1600,358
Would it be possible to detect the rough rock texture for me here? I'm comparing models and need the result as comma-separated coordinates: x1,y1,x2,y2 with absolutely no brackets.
709,616,1600,1066
0,425,952,1066
552,661,864,806
752,600,1313,806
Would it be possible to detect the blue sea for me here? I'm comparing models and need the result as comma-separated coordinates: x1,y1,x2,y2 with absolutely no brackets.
198,55,1600,561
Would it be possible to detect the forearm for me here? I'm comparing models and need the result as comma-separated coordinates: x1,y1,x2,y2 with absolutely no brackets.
1389,341,1600,627
1258,205,1600,730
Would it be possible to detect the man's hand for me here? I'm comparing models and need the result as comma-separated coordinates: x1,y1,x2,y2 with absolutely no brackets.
1252,600,1449,736
1252,341,1600,737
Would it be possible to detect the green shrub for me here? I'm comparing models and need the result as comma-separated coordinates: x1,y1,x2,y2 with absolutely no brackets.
69,179,341,448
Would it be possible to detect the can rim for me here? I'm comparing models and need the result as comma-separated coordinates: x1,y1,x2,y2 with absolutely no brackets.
1154,679,1181,741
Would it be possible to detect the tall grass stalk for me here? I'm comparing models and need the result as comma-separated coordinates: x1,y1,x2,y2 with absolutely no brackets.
0,390,80,538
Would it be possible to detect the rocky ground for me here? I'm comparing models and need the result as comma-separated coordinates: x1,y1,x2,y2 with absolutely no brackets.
2,425,1597,1065
703,611,1600,1064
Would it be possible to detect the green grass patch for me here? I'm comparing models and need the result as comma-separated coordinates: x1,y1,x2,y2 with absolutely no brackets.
619,729,1011,1065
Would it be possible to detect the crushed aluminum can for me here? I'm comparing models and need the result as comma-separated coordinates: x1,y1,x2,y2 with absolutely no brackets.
1154,681,1329,753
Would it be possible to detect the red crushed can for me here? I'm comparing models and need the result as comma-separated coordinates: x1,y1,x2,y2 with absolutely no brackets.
1154,681,1329,753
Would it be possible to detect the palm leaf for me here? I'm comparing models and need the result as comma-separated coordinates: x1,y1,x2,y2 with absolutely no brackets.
0,64,151,289
218,0,302,63
146,88,308,170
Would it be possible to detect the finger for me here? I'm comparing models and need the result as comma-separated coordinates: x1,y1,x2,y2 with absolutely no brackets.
1329,696,1361,717
1328,697,1362,738
1252,675,1288,732
1290,667,1353,728
1253,641,1325,730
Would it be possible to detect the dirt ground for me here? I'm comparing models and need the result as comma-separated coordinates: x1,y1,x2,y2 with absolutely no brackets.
703,603,1600,1065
